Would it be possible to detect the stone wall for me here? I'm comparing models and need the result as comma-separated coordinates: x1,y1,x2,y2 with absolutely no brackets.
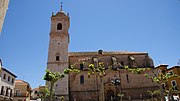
68,52,159,101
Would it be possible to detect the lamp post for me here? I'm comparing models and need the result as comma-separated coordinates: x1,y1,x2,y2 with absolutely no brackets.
111,76,120,101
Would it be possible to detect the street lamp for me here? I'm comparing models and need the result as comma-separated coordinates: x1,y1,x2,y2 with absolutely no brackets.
111,76,120,101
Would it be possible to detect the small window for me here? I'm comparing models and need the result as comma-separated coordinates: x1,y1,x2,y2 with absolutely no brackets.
8,76,10,82
3,74,6,80
80,63,84,70
12,78,14,84
80,75,84,84
57,23,62,30
56,56,59,61
126,74,129,82
16,90,21,96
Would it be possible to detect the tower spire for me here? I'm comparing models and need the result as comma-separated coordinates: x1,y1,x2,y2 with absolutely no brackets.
60,2,63,11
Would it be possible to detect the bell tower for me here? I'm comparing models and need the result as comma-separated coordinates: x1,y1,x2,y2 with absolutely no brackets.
46,4,70,100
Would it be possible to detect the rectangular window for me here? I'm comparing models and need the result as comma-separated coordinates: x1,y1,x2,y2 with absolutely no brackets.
12,78,14,84
56,56,59,61
8,76,10,82
80,75,84,84
16,89,21,96
126,74,129,82
3,74,6,80
80,63,84,70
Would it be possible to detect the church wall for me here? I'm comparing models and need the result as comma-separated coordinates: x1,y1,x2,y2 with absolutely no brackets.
68,54,159,101
69,72,99,101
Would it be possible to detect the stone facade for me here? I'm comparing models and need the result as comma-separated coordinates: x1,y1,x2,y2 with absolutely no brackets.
46,8,70,100
68,52,159,101
46,8,160,101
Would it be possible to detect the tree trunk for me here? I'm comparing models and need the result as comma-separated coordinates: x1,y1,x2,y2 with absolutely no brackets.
120,96,123,101
49,82,54,101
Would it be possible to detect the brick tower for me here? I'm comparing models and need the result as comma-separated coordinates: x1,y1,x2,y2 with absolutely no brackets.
46,5,70,100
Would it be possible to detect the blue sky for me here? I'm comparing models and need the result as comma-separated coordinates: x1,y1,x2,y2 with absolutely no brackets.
0,0,180,88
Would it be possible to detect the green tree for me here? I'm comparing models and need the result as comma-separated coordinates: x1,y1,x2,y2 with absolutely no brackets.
43,70,65,101
39,86,50,101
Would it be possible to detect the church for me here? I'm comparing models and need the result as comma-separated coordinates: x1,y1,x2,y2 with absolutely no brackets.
46,6,159,101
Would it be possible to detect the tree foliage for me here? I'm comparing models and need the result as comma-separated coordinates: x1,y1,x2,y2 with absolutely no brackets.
39,86,50,100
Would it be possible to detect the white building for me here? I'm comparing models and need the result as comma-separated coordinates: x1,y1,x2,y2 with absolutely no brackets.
0,59,17,101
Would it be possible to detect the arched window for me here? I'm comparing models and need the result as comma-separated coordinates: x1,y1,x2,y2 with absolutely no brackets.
57,23,62,30
5,87,8,96
80,75,84,84
1,86,4,95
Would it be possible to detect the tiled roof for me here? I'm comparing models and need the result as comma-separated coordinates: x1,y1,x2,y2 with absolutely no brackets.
32,87,39,91
15,80,32,89
16,80,28,84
